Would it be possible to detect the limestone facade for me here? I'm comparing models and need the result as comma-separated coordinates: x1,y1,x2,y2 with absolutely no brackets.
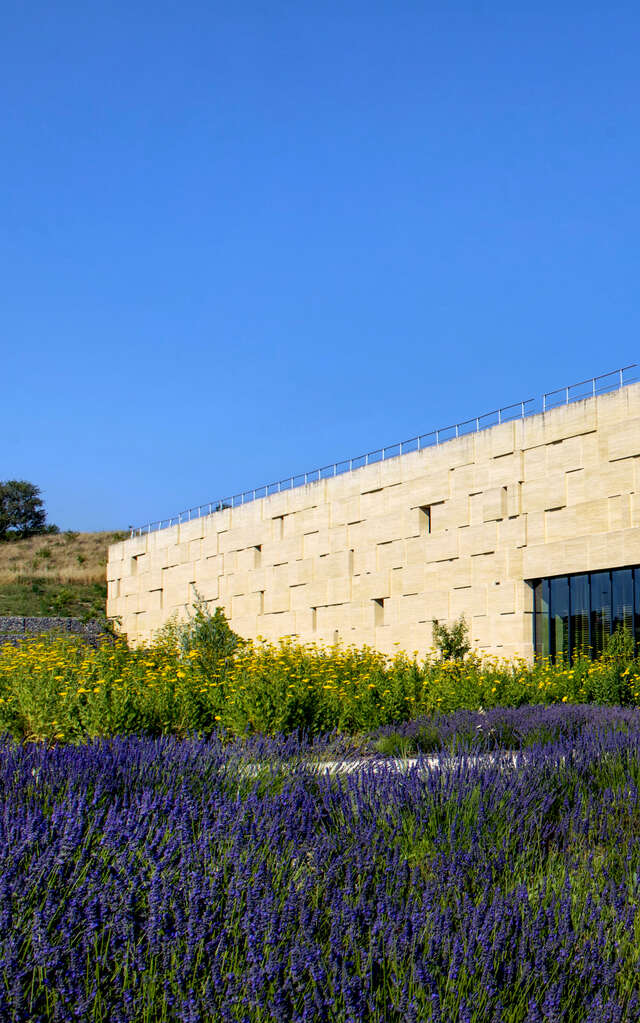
107,383,640,659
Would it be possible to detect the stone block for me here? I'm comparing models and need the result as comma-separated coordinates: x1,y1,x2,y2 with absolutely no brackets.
301,527,330,558
491,422,515,458
497,517,526,548
232,592,263,619
482,486,507,522
546,434,583,475
315,549,353,580
449,558,472,589
488,453,523,489
289,584,311,611
178,519,205,543
487,580,517,616
450,586,484,619
352,572,391,602
434,497,467,530
521,477,566,514
330,496,361,527
287,559,313,587
328,525,349,552
449,463,475,496
398,563,427,595
523,445,547,481
108,540,126,563
424,530,459,563
352,546,377,576
608,494,631,531
327,577,352,604
459,523,497,558
376,539,405,571
403,469,450,507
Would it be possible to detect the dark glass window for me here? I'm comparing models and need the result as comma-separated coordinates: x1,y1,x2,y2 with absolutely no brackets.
550,576,570,663
629,568,633,654
612,568,634,638
530,565,640,663
534,579,550,658
591,571,612,658
570,574,590,658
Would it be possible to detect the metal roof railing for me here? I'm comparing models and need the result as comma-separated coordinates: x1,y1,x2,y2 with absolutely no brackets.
129,363,638,537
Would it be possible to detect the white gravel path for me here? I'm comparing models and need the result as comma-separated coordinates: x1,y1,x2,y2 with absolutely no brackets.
238,750,542,776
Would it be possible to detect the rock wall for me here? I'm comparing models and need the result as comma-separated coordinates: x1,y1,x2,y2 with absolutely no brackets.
0,617,110,647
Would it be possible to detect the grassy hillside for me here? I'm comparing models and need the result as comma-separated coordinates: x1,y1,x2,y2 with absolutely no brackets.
0,531,128,619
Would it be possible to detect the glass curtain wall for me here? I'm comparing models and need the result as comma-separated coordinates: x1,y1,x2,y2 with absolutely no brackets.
570,574,590,657
532,566,640,663
550,576,570,662
613,569,633,636
590,571,612,659
533,579,550,660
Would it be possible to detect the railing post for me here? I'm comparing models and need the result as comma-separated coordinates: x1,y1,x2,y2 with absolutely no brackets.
543,394,546,413
436,430,439,445
521,401,524,418
620,368,624,389
566,386,569,405
476,417,479,431
498,408,502,425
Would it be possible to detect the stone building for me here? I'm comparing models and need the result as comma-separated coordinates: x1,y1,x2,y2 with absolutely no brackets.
107,376,640,661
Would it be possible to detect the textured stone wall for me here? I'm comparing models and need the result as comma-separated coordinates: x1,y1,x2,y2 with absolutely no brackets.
0,617,110,647
107,383,640,659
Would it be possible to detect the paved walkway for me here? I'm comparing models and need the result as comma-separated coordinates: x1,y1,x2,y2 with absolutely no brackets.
239,750,536,777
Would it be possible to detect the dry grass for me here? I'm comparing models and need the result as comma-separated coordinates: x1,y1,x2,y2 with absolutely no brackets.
0,531,127,586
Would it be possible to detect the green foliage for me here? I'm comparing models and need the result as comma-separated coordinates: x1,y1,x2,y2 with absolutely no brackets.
3,620,640,744
604,624,635,664
432,615,471,660
156,593,244,678
50,588,74,615
0,578,107,619
0,481,57,541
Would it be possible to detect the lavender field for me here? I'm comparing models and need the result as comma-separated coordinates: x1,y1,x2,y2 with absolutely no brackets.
2,706,640,1022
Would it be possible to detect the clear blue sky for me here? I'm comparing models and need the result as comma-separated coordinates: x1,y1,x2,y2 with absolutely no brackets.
3,1,639,531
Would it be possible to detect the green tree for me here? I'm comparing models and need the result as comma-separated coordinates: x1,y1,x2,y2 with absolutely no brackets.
432,615,471,660
0,480,58,541
156,592,244,677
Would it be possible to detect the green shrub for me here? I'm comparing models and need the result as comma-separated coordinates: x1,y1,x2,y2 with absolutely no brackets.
432,616,471,660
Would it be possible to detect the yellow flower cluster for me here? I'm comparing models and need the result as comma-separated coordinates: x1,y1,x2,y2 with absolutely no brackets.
1,633,639,744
